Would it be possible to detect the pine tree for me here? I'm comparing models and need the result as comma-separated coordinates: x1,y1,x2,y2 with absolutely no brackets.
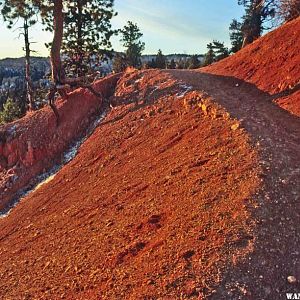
40,0,116,77
229,19,244,53
278,0,300,21
64,0,116,77
203,43,216,66
33,0,110,124
212,40,229,61
144,58,156,69
238,0,277,47
0,98,22,124
168,59,176,69
187,55,200,69
120,21,145,68
155,49,166,69
0,0,38,111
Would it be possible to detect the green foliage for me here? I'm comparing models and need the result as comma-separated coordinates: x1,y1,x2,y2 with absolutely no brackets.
187,55,201,69
203,41,229,66
155,49,166,69
0,98,22,124
39,0,117,77
176,58,188,69
203,43,216,66
167,59,176,69
120,21,145,68
63,0,117,76
229,19,244,53
144,58,156,69
0,0,38,28
212,40,229,60
237,0,277,46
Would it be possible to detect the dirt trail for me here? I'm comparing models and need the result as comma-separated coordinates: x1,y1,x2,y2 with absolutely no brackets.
201,17,300,117
168,69,300,299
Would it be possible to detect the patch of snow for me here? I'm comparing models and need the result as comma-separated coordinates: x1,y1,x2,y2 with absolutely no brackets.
149,86,160,95
176,84,193,98
7,124,18,137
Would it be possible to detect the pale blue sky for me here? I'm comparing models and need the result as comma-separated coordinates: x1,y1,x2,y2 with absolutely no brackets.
0,0,244,58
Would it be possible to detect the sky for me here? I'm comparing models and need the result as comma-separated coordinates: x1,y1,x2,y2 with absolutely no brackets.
0,0,245,59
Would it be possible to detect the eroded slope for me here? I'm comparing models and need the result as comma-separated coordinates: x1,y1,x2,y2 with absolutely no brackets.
0,70,260,299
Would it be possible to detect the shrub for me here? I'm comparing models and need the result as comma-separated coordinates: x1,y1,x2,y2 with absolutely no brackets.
0,98,22,125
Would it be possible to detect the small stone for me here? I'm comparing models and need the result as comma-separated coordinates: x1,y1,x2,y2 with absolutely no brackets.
201,104,207,114
147,279,155,285
106,220,114,227
231,123,240,131
148,110,155,117
183,250,195,260
287,276,297,284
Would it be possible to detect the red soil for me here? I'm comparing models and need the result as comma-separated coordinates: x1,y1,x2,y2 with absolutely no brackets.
0,70,259,299
0,74,121,211
202,17,300,116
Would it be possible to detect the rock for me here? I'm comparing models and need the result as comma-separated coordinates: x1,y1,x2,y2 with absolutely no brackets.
231,123,240,131
287,276,297,284
148,110,155,117
183,250,195,260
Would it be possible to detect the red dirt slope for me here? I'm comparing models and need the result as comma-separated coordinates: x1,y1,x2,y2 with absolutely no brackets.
0,74,120,211
0,70,260,299
202,17,300,116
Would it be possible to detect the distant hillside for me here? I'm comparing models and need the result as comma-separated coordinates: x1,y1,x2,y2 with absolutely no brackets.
0,56,50,70
141,54,204,63
0,53,205,68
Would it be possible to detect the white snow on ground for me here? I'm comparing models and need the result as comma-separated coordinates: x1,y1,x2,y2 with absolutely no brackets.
0,110,108,219
176,83,193,98
149,86,160,95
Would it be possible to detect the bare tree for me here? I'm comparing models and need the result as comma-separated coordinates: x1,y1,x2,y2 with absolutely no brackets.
0,0,38,111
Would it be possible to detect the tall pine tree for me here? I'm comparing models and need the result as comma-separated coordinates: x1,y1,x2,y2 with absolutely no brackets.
229,19,244,53
40,0,117,77
203,43,216,66
187,55,201,69
238,0,277,47
212,40,229,61
33,0,113,124
155,49,166,69
120,21,145,68
63,0,117,77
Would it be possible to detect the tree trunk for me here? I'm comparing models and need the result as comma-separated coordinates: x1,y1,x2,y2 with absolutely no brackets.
48,0,65,125
242,0,264,48
50,0,65,85
24,18,35,111
48,0,103,125
76,0,84,76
